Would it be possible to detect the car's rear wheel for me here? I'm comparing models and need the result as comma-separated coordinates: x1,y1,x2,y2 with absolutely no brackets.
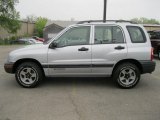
15,62,43,88
113,63,140,89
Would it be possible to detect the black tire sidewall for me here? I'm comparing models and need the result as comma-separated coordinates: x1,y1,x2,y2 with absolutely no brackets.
15,62,43,88
113,63,140,88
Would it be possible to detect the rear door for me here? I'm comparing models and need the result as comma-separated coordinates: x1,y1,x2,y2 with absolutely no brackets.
91,25,128,76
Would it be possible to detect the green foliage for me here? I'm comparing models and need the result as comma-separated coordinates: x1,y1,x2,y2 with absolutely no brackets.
24,15,37,23
0,35,30,45
0,37,10,45
35,17,47,38
131,17,160,24
0,0,21,33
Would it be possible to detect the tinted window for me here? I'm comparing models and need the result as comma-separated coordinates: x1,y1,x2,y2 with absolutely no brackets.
148,31,160,39
94,26,124,44
127,26,146,43
55,26,90,47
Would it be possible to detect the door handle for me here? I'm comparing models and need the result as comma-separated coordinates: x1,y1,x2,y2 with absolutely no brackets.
114,46,125,50
78,47,89,51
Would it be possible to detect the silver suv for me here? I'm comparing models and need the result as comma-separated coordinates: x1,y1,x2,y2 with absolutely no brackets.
4,20,156,88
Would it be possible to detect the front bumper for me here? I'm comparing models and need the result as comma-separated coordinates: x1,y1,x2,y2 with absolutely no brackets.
4,63,14,73
140,61,156,74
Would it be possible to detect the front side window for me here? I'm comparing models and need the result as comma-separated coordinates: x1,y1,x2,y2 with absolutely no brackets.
94,26,124,44
127,26,146,43
54,26,90,47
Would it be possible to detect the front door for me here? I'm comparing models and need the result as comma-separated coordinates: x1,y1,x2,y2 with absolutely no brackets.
48,25,92,76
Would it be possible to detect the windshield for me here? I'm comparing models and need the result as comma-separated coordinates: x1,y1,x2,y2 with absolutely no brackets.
43,28,68,44
43,39,53,44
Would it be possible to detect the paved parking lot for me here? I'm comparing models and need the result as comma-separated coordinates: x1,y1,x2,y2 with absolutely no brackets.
0,45,160,120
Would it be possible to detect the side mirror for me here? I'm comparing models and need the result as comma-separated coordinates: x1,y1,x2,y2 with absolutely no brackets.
49,42,57,49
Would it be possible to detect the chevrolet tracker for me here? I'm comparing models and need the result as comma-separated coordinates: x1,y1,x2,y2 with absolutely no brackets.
4,20,156,88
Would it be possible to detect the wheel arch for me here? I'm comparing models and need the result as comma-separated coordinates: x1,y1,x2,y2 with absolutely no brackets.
112,59,143,76
13,58,45,76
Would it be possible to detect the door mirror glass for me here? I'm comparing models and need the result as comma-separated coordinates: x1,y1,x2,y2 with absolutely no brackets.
49,42,57,49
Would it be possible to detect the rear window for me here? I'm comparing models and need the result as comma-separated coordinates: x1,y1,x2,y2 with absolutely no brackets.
127,26,146,43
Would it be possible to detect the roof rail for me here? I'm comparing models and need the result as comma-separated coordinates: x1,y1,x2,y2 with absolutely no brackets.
77,20,137,24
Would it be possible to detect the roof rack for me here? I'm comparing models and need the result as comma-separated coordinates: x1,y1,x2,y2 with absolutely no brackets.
77,20,137,24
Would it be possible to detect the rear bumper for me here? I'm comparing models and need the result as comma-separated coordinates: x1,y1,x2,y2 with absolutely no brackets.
4,63,14,73
140,61,156,74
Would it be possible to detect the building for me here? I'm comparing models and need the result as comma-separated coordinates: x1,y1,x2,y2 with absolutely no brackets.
44,21,160,41
43,20,77,40
0,21,35,39
143,24,160,31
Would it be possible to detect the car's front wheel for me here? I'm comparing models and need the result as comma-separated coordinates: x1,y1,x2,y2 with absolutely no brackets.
15,62,43,88
113,63,140,89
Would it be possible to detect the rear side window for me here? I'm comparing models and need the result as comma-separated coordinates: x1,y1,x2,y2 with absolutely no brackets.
94,26,124,44
127,26,146,43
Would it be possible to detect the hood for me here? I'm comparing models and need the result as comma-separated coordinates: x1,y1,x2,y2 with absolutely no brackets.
7,44,49,63
10,44,48,54
8,44,49,63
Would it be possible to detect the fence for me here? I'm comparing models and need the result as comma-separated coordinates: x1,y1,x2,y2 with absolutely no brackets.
0,21,35,40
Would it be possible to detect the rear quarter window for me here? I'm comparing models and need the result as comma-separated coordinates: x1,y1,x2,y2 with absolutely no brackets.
127,26,146,43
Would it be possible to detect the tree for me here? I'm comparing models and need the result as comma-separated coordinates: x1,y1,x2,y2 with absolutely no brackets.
23,15,37,23
35,17,47,38
0,0,21,33
131,17,160,24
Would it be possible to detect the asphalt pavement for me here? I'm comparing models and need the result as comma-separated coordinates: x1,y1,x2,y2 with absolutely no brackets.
0,45,160,120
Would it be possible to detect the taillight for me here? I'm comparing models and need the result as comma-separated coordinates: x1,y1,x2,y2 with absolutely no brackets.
151,48,154,61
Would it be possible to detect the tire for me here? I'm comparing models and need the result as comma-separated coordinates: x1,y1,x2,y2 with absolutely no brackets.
15,62,43,88
113,63,140,89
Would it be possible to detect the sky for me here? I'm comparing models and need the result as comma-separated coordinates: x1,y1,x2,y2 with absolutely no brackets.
16,0,160,21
